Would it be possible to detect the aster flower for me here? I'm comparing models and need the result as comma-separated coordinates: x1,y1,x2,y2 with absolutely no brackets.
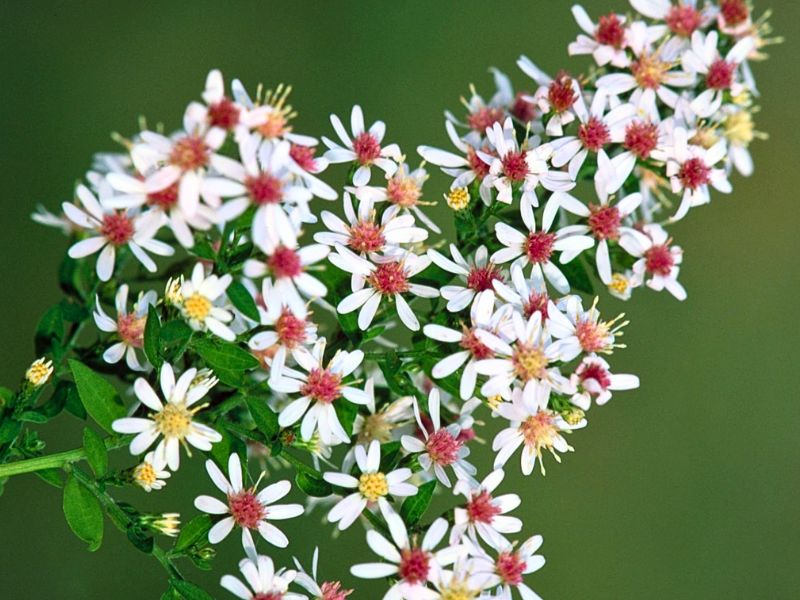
220,555,304,600
622,223,687,300
607,269,641,300
186,69,244,133
332,247,438,332
63,184,174,281
492,263,558,325
629,0,711,38
31,204,76,235
194,453,303,553
132,451,170,492
25,357,54,388
352,380,416,446
269,338,369,446
177,263,236,342
450,469,522,551
569,6,664,68
112,363,222,470
471,534,546,600
428,245,503,313
401,387,477,487
293,547,354,600
570,355,640,410
323,439,417,530
516,57,581,136
322,105,402,186
93,284,157,371
547,296,628,362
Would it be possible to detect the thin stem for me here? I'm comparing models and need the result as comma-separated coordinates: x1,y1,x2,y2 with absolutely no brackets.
0,436,128,479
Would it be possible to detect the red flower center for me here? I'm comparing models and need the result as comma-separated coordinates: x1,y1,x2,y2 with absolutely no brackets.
349,220,385,254
386,176,422,207
706,59,736,90
246,173,283,205
678,157,711,190
580,362,612,391
399,548,430,585
207,97,240,130
466,264,503,292
101,213,134,246
624,121,659,159
720,0,749,25
467,147,492,179
300,368,342,404
466,490,502,524
502,151,529,182
289,144,318,172
227,489,265,529
575,318,610,353
369,261,409,295
644,244,675,276
117,313,146,348
588,204,621,240
526,231,556,264
352,132,381,165
275,308,307,349
665,4,702,37
523,291,550,320
425,428,463,466
467,106,506,133
578,117,611,152
496,551,525,586
319,581,353,600
548,73,577,113
596,13,626,48
511,92,537,123
253,594,283,600
460,328,495,360
169,135,209,171
267,246,303,279
147,182,179,210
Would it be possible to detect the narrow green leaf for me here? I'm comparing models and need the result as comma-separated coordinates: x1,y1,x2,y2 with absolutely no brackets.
63,473,104,551
400,479,436,526
69,360,125,433
170,579,215,600
83,428,108,477
295,470,333,498
0,419,22,444
16,410,49,423
144,304,163,368
174,514,213,553
126,524,154,554
192,337,259,372
245,396,279,439
226,281,260,322
35,468,63,488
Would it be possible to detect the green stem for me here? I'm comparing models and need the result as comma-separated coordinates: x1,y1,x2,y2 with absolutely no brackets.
0,436,128,479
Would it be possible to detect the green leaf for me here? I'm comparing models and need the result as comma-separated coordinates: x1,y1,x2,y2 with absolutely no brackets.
245,396,279,440
226,281,260,322
69,360,125,433
295,469,333,498
0,418,22,444
174,514,213,553
160,320,193,361
191,240,217,261
400,479,436,526
126,524,155,554
192,337,259,372
35,468,64,488
35,304,64,355
144,304,163,368
170,579,215,600
17,410,49,423
63,473,104,551
334,399,359,437
83,428,108,477
60,299,89,323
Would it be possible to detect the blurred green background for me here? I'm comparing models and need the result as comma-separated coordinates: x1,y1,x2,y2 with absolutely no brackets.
1,0,798,598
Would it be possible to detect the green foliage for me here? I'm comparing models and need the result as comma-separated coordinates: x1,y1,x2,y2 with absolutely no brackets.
400,479,437,526
192,337,259,372
170,579,215,600
159,320,193,361
174,514,213,553
226,281,260,322
144,304,163,368
245,395,279,440
69,360,125,433
82,428,108,478
63,472,104,551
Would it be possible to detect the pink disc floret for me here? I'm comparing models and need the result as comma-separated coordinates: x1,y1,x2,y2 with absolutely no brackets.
300,368,342,404
268,246,303,279
227,489,265,529
466,490,502,524
425,428,463,466
101,213,135,246
352,132,381,165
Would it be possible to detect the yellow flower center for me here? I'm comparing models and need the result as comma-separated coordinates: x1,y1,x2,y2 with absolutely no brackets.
153,403,193,439
358,472,389,502
134,462,157,487
446,187,470,211
690,127,720,149
512,343,548,381
25,359,53,387
724,110,755,146
562,407,586,426
358,413,393,444
183,293,212,321
440,583,479,600
485,394,505,411
608,273,630,295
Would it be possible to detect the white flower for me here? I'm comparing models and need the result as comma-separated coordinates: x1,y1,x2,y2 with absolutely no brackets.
63,184,173,281
93,284,156,371
270,338,369,446
332,247,438,332
178,263,236,341
323,439,417,530
547,296,628,362
622,223,687,300
112,363,222,470
570,355,639,410
428,245,504,313
293,547,354,600
186,69,244,133
132,451,170,492
450,469,522,551
401,388,476,487
470,534,546,600
517,57,582,136
569,6,662,68
195,453,304,553
492,263,558,325
629,0,711,39
220,555,304,600
31,204,74,235
25,357,54,388
322,105,401,186
607,269,640,300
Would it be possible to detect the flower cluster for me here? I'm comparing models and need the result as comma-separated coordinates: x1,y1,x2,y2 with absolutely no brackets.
2,2,775,599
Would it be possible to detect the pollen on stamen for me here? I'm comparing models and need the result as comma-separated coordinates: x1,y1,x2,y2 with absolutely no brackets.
502,151,530,181
460,328,494,360
246,173,283,205
169,135,209,171
466,490,502,524
624,121,659,159
101,213,135,246
631,53,670,90
548,72,577,113
147,182,180,210
386,175,422,208
117,313,146,347
678,157,711,190
227,489,265,529
207,97,240,130
349,219,385,253
467,106,506,132
467,147,492,179
319,581,353,600
368,261,409,295
512,343,548,382
425,428,463,466
523,291,550,320
267,246,303,279
579,361,612,391
706,59,736,90
496,551,526,586
720,0,749,26
275,308,308,349
289,143,318,172
511,92,537,123
596,13,626,48
644,244,675,276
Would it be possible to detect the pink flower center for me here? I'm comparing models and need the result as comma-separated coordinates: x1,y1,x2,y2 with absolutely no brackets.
320,581,353,600
511,92,537,123
678,157,711,190
348,220,385,253
352,132,381,165
460,328,494,360
644,244,675,276
300,368,342,404
548,73,577,113
101,213,134,246
665,4,702,37
466,490,502,524
525,231,556,264
520,411,559,452
523,291,550,320
398,548,431,585
466,264,503,292
596,13,626,48
425,428,462,466
467,106,506,132
468,147,492,180
253,594,283,600
289,144,318,172
588,204,621,241
386,176,422,208
720,0,749,25
624,121,659,159
578,117,611,152
575,318,611,353
246,173,283,205
207,97,240,130
502,151,529,182
267,246,302,279
706,59,736,90
368,261,409,295
147,182,179,210
169,135,209,171
275,308,307,349
579,362,612,391
496,551,525,586
631,53,669,90
117,313,146,348
227,489,265,529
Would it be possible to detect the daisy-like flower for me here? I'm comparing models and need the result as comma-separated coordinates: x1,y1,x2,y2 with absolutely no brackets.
401,387,476,487
630,0,710,39
569,6,660,68
177,263,236,341
664,127,730,221
243,240,329,317
323,439,417,530
293,547,354,600
471,534,546,600
492,383,579,476
491,199,570,294
492,263,556,324
516,57,581,136
220,555,304,600
63,184,173,281
607,269,641,301
350,513,465,599
25,357,54,388
195,453,304,553
552,191,644,284
720,106,763,178
315,191,428,254
323,105,402,186
681,30,755,118
270,338,369,445
32,204,76,235
445,73,511,137
132,451,170,492
570,355,640,410
112,362,222,470
450,469,522,551
93,284,157,371
428,245,504,313
186,69,243,133
547,296,628,362
332,247,438,332
352,380,416,446
623,223,687,300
